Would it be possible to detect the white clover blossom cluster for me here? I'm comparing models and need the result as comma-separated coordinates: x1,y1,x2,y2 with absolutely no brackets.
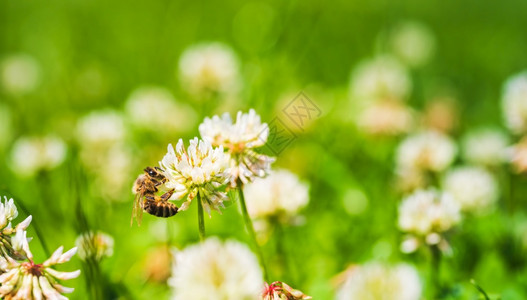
462,128,509,166
125,86,197,134
168,237,263,300
199,109,275,187
357,99,414,135
398,189,461,253
336,263,422,300
350,55,412,101
396,130,457,173
75,231,114,261
0,54,41,95
443,166,499,214
9,135,67,178
178,42,240,96
0,197,79,299
243,169,309,220
502,71,527,134
160,138,231,214
76,110,127,146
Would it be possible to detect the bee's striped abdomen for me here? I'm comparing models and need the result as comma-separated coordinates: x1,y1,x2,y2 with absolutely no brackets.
144,200,179,218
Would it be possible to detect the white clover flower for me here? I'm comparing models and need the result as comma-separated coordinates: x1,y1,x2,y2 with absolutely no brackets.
462,128,509,166
0,197,33,265
350,55,412,101
160,138,230,214
502,71,527,134
398,189,461,237
76,110,126,146
263,281,311,300
0,246,80,300
396,130,457,173
357,99,414,135
388,21,435,67
178,42,240,96
244,169,309,219
10,135,67,177
125,86,197,133
336,263,422,300
75,231,114,261
443,166,499,214
0,54,41,95
199,109,275,186
168,237,263,300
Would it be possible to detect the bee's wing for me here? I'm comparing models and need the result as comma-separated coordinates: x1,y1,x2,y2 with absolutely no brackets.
131,192,144,226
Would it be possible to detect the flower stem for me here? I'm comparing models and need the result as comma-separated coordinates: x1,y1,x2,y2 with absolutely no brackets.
237,182,269,282
197,193,205,241
430,244,441,298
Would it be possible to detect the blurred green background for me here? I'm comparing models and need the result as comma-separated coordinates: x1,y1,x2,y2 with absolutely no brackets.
1,0,527,299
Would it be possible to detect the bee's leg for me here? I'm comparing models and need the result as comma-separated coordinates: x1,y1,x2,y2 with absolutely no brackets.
160,189,175,202
145,195,155,202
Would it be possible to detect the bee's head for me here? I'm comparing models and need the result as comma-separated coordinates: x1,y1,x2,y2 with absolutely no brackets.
144,167,157,177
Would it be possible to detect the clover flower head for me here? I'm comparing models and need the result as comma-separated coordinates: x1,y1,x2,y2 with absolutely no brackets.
244,169,309,220
10,136,67,178
76,110,126,146
462,128,509,166
199,109,275,186
388,20,435,67
263,281,312,300
396,130,457,173
0,54,41,95
160,138,230,215
336,263,422,300
0,197,33,264
168,237,263,300
75,231,114,261
178,42,240,96
443,166,499,214
0,245,80,300
357,99,414,136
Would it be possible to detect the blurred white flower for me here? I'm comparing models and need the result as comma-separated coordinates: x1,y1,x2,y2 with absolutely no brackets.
396,130,457,173
75,231,114,261
502,71,527,134
350,55,412,101
462,128,509,166
0,245,80,300
398,189,461,237
178,42,240,96
199,109,275,186
357,99,414,136
388,21,435,67
76,110,126,146
169,237,263,300
263,281,311,300
125,86,197,133
0,196,32,264
10,135,67,177
0,54,41,94
336,263,422,300
244,169,309,219
443,166,499,214
160,138,230,214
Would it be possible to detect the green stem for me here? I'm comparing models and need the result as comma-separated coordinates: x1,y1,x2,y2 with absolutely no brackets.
430,244,441,298
237,182,269,282
197,193,205,241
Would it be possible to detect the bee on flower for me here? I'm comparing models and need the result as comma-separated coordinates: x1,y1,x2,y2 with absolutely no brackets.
168,237,263,300
398,189,461,253
159,138,231,215
199,109,275,187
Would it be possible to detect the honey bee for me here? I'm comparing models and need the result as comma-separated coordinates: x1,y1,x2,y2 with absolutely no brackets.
131,166,179,226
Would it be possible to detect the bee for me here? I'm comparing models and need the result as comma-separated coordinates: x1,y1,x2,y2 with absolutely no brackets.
131,166,179,226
